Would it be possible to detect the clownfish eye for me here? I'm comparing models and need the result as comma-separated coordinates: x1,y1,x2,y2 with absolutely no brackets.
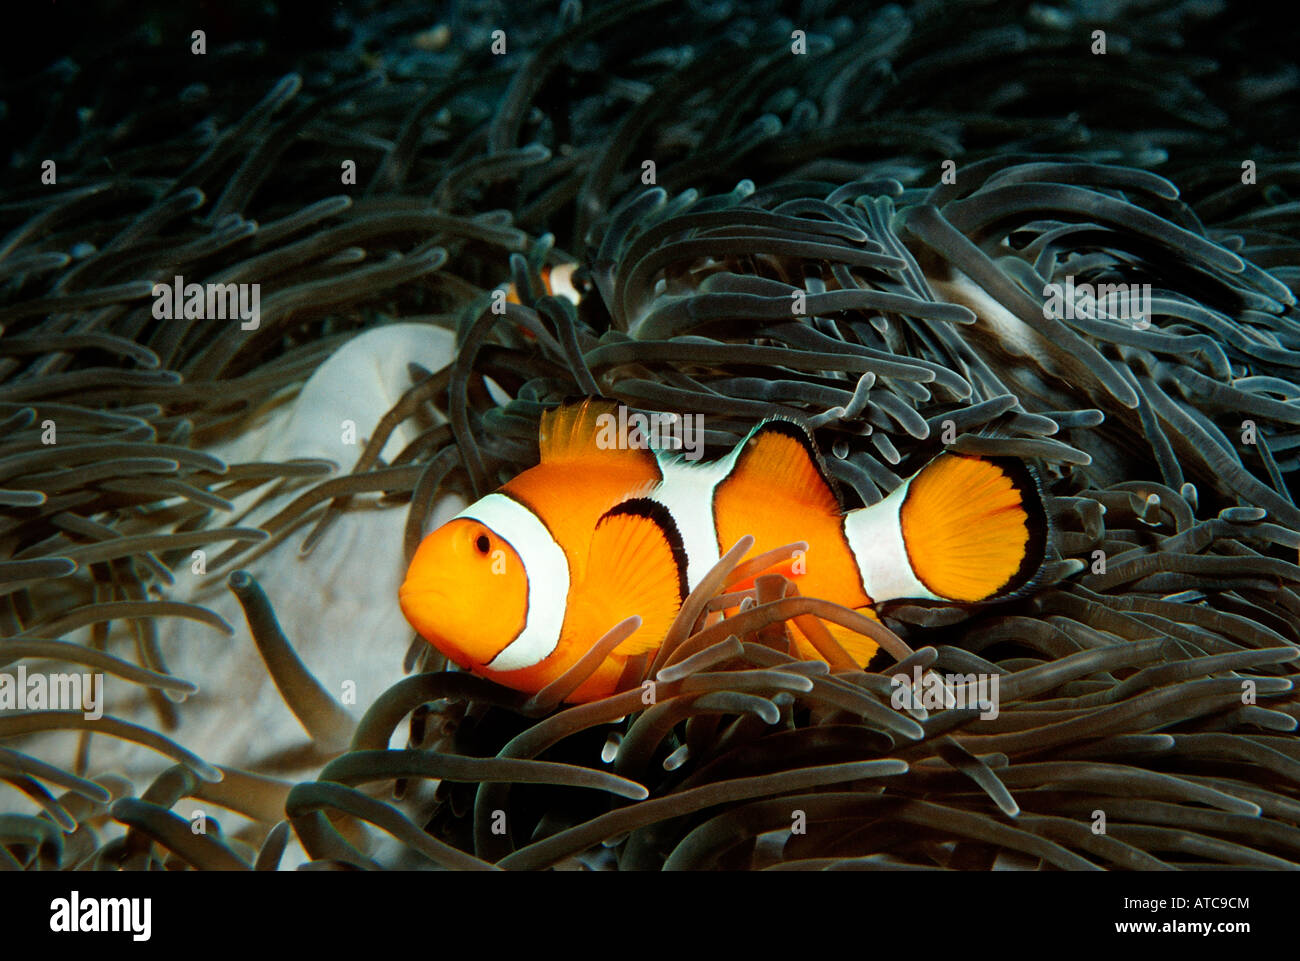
475,534,491,555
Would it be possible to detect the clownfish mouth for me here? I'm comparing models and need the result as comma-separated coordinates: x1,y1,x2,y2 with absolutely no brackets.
397,584,492,673
397,584,451,642
398,592,515,676
397,582,437,614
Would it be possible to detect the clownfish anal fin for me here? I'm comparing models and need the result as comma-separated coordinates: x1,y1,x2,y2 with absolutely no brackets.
720,418,842,516
790,605,882,668
537,398,661,477
576,498,687,657
900,453,1049,603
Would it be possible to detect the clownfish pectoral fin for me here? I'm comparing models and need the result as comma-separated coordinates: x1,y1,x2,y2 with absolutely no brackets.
846,452,1048,605
717,418,843,518
572,498,688,657
537,398,662,477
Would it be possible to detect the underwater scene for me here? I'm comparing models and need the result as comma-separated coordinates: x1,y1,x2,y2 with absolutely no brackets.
2,0,1300,894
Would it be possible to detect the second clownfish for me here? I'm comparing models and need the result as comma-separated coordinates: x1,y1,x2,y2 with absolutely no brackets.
400,399,1048,702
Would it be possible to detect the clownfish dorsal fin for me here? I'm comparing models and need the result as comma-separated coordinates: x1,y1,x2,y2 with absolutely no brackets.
537,397,662,475
570,497,687,658
719,418,842,517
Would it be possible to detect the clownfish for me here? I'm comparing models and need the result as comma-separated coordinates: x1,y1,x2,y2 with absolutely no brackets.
500,262,587,343
504,262,585,307
399,399,1048,702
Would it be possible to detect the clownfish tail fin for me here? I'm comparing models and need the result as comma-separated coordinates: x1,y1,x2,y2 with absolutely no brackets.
844,453,1049,605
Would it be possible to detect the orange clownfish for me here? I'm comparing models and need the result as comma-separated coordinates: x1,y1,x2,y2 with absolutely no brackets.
399,399,1048,702
504,262,584,306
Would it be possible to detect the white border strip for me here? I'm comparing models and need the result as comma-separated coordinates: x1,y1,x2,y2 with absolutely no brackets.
650,449,740,591
454,493,569,671
843,478,941,602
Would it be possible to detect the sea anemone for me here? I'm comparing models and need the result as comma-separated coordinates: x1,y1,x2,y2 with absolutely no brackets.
2,0,1299,871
